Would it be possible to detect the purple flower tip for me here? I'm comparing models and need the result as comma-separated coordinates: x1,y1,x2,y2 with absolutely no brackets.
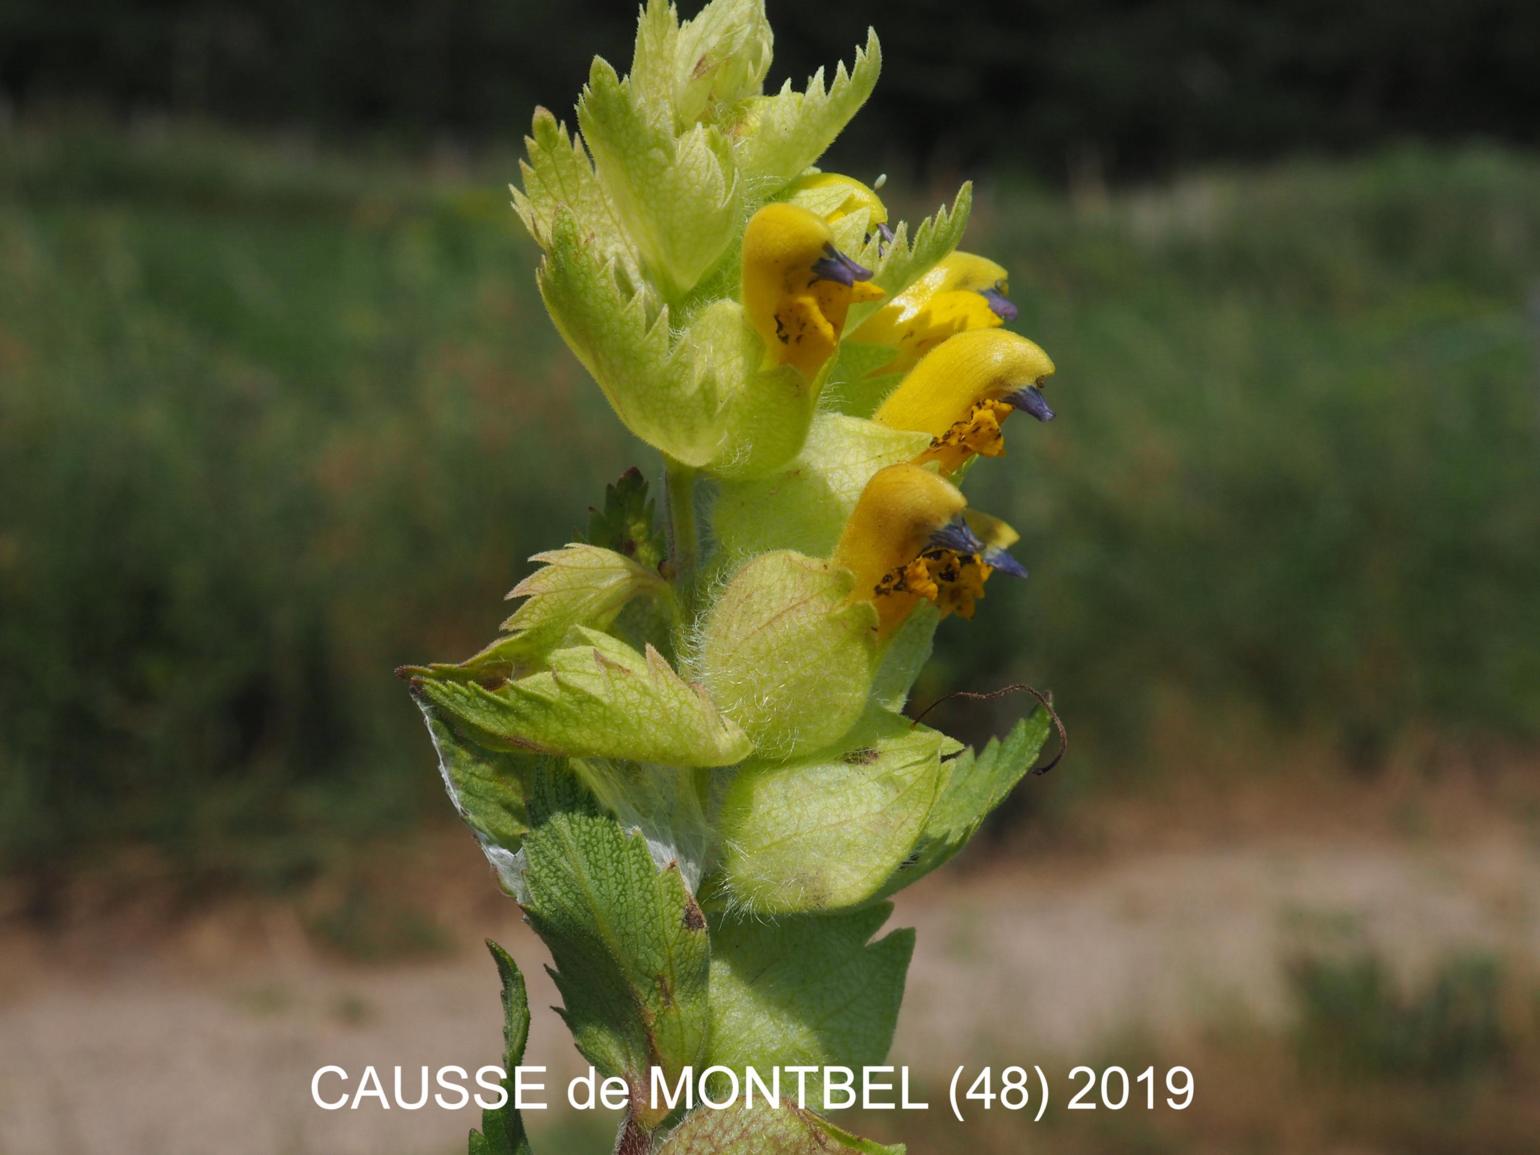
980,287,1019,323
811,243,873,287
983,547,1030,579
1007,385,1055,423
928,517,985,556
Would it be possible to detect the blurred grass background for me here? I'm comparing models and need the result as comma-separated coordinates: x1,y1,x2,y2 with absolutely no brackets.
3,5,1540,1152
2,122,1538,895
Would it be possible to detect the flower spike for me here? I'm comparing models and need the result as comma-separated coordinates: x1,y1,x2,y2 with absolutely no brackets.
410,7,1068,1145
742,202,884,378
874,328,1056,473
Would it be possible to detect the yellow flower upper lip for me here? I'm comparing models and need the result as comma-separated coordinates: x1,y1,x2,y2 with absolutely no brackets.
741,202,883,379
833,462,1024,633
849,251,1018,376
785,171,889,229
873,328,1055,462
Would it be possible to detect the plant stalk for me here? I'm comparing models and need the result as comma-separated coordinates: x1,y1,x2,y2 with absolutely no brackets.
664,457,701,626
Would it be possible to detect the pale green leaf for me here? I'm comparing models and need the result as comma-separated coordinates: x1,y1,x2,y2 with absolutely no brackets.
628,0,682,117
414,544,669,683
541,225,822,473
822,342,905,420
682,298,820,479
510,106,638,281
712,414,930,559
708,904,911,1097
579,58,742,294
658,1102,904,1154
673,0,774,126
877,709,1053,898
868,604,939,712
713,709,950,914
539,214,721,465
413,628,751,768
731,30,882,195
413,695,534,892
498,544,668,656
701,550,877,760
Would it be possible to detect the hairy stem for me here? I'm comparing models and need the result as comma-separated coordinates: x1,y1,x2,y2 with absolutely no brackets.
664,457,701,626
615,1110,650,1155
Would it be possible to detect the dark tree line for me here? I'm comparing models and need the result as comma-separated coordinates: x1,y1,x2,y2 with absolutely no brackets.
4,0,1538,179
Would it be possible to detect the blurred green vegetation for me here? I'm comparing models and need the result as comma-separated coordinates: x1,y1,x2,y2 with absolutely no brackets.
1291,950,1509,1082
950,146,1540,778
2,123,1538,886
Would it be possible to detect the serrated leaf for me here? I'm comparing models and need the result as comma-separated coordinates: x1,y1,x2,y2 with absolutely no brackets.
701,550,877,759
708,904,912,1100
503,542,666,644
658,1102,904,1154
580,58,742,294
468,942,535,1155
844,183,973,331
628,0,682,116
511,107,638,281
521,795,710,1126
731,30,882,194
413,695,535,892
586,466,667,571
540,225,819,474
413,628,751,768
573,757,713,891
673,0,774,126
539,214,722,465
415,543,670,684
712,414,931,559
877,708,1052,898
713,709,952,914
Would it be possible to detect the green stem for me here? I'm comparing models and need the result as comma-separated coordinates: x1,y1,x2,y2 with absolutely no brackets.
664,457,700,624
665,460,714,819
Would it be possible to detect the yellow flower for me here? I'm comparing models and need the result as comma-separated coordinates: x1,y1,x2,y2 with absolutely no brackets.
741,202,884,379
785,171,890,230
873,329,1056,474
834,462,1027,636
850,251,1019,375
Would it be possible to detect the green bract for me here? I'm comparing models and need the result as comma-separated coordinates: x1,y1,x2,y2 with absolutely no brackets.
700,551,876,759
405,2,1062,1150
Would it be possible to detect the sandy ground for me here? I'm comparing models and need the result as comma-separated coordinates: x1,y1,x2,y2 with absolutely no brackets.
2,816,1537,1155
